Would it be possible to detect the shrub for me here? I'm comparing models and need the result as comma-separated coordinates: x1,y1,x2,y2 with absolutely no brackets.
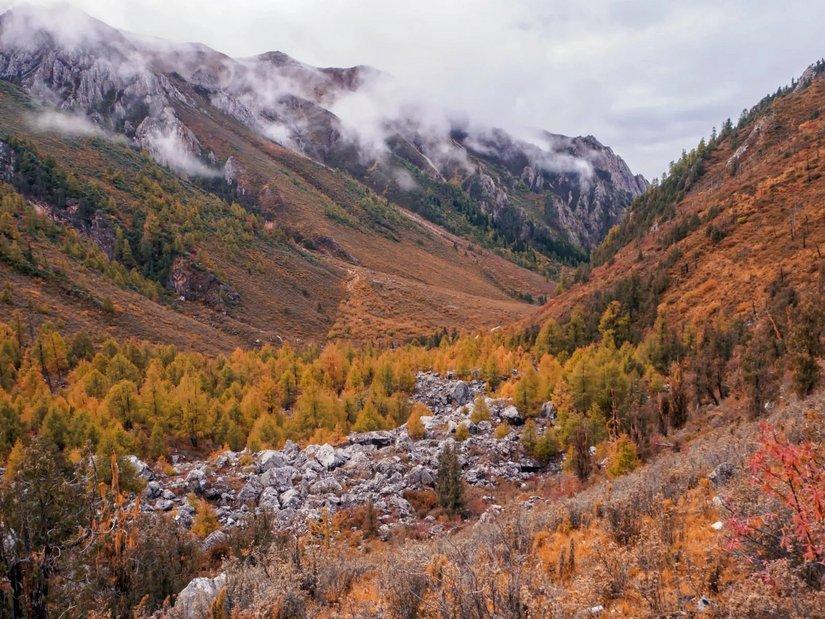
470,395,491,423
454,423,469,441
494,423,511,439
607,435,640,478
191,496,220,538
406,405,426,440
532,430,560,465
729,422,825,570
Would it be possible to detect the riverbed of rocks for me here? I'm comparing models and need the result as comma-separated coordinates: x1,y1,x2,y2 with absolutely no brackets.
128,372,557,540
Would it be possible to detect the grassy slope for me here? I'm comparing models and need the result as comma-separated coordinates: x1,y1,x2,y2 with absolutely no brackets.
533,74,825,328
0,81,554,349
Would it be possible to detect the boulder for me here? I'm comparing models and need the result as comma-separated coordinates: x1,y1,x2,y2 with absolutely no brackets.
143,480,162,500
279,488,301,509
708,462,736,487
500,406,523,425
126,455,154,480
309,476,343,495
315,444,337,469
451,381,471,405
173,573,226,618
258,487,281,511
257,450,285,472
155,498,174,512
348,431,394,448
261,465,296,491
202,529,228,552
184,468,206,493
540,401,556,422
237,479,263,505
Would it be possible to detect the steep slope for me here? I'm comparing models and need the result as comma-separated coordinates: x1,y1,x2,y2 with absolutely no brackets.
534,62,825,333
0,4,645,273
0,6,576,349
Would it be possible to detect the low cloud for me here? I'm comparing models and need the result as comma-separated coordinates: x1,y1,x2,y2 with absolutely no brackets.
141,129,217,177
28,109,104,136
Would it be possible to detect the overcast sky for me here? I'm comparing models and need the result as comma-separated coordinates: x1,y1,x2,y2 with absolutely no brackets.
5,0,824,179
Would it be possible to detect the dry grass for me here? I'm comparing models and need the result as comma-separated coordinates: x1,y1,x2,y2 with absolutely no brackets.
534,74,825,330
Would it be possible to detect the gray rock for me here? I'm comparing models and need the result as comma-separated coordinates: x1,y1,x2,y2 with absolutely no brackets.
143,480,162,500
261,465,296,491
257,449,285,472
315,444,337,469
309,476,343,495
282,440,299,456
540,401,556,422
500,405,523,425
185,468,206,493
708,462,736,487
258,487,281,511
126,455,154,480
155,498,174,511
451,381,471,405
348,431,394,447
279,488,301,509
202,529,228,552
173,573,226,618
162,489,176,500
237,479,263,505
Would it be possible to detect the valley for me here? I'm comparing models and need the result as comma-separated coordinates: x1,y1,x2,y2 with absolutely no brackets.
0,4,823,619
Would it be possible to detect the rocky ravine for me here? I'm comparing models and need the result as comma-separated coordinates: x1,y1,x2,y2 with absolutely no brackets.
127,372,557,547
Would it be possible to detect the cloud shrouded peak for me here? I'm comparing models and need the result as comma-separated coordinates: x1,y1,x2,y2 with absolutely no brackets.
0,0,820,179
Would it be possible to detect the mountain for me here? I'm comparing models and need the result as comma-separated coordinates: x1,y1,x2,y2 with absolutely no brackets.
0,6,824,614
531,60,825,339
0,3,645,266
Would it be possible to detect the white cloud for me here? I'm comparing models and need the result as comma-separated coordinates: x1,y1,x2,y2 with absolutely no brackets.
3,0,824,178
27,110,105,136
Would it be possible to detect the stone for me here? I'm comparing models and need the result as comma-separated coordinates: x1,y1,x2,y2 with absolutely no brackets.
540,401,556,422
173,573,226,618
257,450,285,472
126,455,154,480
155,499,174,512
185,468,206,493
237,479,263,505
711,521,724,531
258,487,281,511
708,462,736,487
143,480,162,500
348,431,394,447
500,405,523,425
261,465,296,491
696,596,712,612
162,489,176,500
279,488,301,509
282,440,299,456
309,476,343,495
451,381,471,405
202,529,228,552
315,444,337,469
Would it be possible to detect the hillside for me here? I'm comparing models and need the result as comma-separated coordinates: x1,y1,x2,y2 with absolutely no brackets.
0,4,649,352
532,62,825,337
0,6,823,619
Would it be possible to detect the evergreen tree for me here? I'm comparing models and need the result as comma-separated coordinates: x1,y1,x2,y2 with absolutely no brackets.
436,443,463,516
